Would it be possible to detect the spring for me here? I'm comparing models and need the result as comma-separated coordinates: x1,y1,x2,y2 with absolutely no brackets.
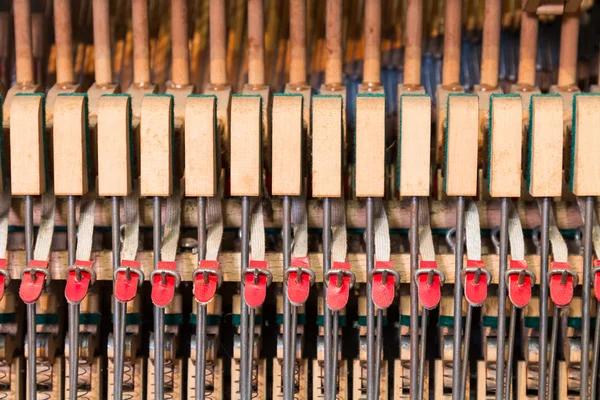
251,363,259,399
36,359,53,400
122,361,136,400
0,359,9,392
358,361,367,394
316,361,325,397
567,362,581,392
443,360,454,389
163,358,175,400
526,362,540,390
204,360,215,400
293,360,302,400
485,361,497,394
75,360,91,400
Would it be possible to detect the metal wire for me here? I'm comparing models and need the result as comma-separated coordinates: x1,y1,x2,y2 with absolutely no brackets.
452,196,465,400
496,197,509,400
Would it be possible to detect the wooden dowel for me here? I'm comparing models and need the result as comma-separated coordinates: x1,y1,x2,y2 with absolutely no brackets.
13,0,34,84
210,0,228,85
518,12,539,87
247,0,265,86
363,0,381,84
557,11,580,88
92,0,113,85
325,0,343,85
171,0,190,86
132,0,151,85
480,0,501,88
442,0,462,87
289,0,307,85
4,198,589,231
53,0,74,84
403,0,423,86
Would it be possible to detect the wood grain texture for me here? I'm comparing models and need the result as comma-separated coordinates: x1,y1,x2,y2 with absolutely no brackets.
444,94,479,196
312,95,343,198
184,95,217,197
230,95,262,197
140,95,173,197
489,95,523,198
398,95,431,196
355,94,385,197
271,94,303,196
52,94,88,196
571,94,600,196
97,95,131,197
528,95,563,197
10,94,45,195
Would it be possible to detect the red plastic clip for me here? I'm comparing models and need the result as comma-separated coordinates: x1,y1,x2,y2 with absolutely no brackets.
19,260,50,304
243,260,272,308
193,260,222,304
325,261,355,311
65,260,96,304
415,260,444,310
549,261,578,308
150,261,181,307
0,259,10,301
506,259,535,308
285,257,315,306
462,259,491,307
369,261,400,309
114,260,144,303
593,260,600,302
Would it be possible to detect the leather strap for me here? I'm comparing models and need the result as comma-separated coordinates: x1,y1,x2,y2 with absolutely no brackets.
151,261,180,307
20,260,50,304
325,261,354,311
507,259,534,308
286,257,313,306
243,260,272,308
193,259,221,304
65,260,95,304
370,260,399,309
114,259,143,303
416,260,444,310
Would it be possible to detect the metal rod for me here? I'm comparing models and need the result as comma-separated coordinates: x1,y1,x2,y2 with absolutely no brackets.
331,309,339,400
196,196,207,399
112,196,125,400
460,305,473,400
153,196,164,400
248,307,256,397
590,305,600,400
290,305,298,397
410,196,420,400
582,196,593,400
366,197,376,400
496,197,509,400
548,306,560,400
323,198,334,399
452,196,466,400
539,197,550,400
505,306,517,400
418,309,428,399
25,195,36,400
240,196,251,400
374,308,383,400
67,196,79,400
283,196,293,400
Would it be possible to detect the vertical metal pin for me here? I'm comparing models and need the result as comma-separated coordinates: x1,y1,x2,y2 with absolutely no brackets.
460,305,473,400
366,197,376,400
240,196,251,400
409,196,420,400
25,195,36,400
282,196,294,400
452,196,465,400
582,196,593,400
505,306,517,400
112,196,125,400
548,306,560,399
153,196,164,400
539,197,550,400
496,197,509,400
322,198,334,399
67,195,79,400
196,196,207,399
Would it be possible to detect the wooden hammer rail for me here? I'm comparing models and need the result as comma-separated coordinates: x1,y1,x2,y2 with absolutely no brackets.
6,198,588,230
0,250,586,285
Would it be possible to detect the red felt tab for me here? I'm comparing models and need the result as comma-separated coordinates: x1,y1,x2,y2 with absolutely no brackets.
19,260,48,304
0,259,7,301
507,259,532,308
151,261,177,307
326,262,352,311
549,261,575,307
464,260,488,306
65,260,93,303
287,257,311,306
417,260,442,310
371,261,397,309
115,260,141,303
595,260,600,302
194,260,220,304
244,260,269,308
